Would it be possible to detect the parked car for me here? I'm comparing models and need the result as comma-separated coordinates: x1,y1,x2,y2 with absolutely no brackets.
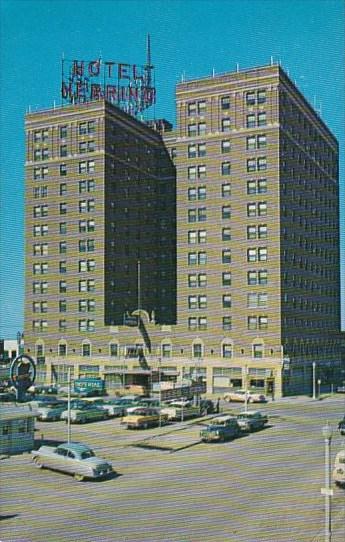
32,442,113,481
336,385,345,394
28,384,58,395
92,398,131,417
332,449,345,487
60,401,108,423
27,397,60,409
121,407,168,429
223,390,267,403
126,398,161,415
160,402,200,421
36,401,67,421
236,411,268,432
200,415,240,442
338,417,345,436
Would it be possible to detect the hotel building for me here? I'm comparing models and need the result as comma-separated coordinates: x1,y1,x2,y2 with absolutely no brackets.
24,65,341,397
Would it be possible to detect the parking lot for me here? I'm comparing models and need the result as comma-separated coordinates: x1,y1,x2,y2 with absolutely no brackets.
1,395,345,542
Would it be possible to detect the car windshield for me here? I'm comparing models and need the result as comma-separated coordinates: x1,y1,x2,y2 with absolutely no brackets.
237,414,253,419
80,450,95,459
210,421,225,426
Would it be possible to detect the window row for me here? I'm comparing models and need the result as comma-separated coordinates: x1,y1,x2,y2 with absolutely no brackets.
188,294,232,309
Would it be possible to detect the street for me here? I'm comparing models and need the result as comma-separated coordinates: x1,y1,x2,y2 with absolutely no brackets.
1,395,345,542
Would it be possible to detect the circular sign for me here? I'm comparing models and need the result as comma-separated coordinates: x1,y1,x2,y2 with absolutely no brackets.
10,354,36,390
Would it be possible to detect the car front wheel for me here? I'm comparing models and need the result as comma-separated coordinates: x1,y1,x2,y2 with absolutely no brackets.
74,473,84,482
34,458,43,469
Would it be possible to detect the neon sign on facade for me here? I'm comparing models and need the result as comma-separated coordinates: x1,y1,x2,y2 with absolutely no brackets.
61,58,156,116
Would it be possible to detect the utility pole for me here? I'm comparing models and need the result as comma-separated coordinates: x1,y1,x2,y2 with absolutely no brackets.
67,367,71,444
312,362,316,400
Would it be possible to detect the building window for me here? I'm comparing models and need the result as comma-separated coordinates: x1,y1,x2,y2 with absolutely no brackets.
59,222,67,234
223,316,232,331
59,280,67,293
198,317,207,330
257,157,267,171
258,112,267,126
222,249,231,263
60,145,67,157
188,144,197,158
188,166,197,180
246,114,256,128
222,343,233,358
162,343,172,358
198,230,207,243
257,134,267,148
198,273,207,286
110,343,118,357
246,92,256,106
222,206,231,219
59,300,67,312
188,231,197,244
198,252,207,265
198,101,206,115
188,188,197,201
193,343,203,358
198,122,206,135
253,344,264,358
221,140,231,153
59,319,67,331
223,294,232,308
221,118,231,132
247,158,256,172
198,143,206,157
189,296,198,309
221,162,231,175
59,261,67,273
246,136,256,150
188,274,197,287
188,317,197,330
60,125,68,138
188,124,197,137
188,252,197,265
222,272,232,286
60,164,67,176
221,184,231,198
198,165,206,178
198,208,207,222
221,96,230,110
82,344,91,357
222,228,231,241
59,344,67,356
60,183,67,196
257,90,266,104
188,102,197,116
59,203,67,215
59,241,67,254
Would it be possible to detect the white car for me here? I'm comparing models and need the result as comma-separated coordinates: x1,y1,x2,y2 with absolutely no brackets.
223,390,267,403
32,442,113,481
332,450,345,487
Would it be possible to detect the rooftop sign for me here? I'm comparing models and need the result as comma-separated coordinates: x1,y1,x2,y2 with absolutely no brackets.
61,58,155,115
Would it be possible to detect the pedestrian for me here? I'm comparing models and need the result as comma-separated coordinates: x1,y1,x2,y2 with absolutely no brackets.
216,397,220,414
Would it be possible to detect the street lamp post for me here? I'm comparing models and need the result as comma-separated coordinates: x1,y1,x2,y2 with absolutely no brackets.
318,379,322,399
312,362,316,400
321,423,333,542
67,367,71,444
158,358,162,427
244,365,249,414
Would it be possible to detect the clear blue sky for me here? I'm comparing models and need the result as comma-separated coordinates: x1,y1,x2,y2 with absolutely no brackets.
0,0,344,338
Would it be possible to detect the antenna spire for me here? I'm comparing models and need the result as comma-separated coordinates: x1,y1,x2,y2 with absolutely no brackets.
145,33,153,90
